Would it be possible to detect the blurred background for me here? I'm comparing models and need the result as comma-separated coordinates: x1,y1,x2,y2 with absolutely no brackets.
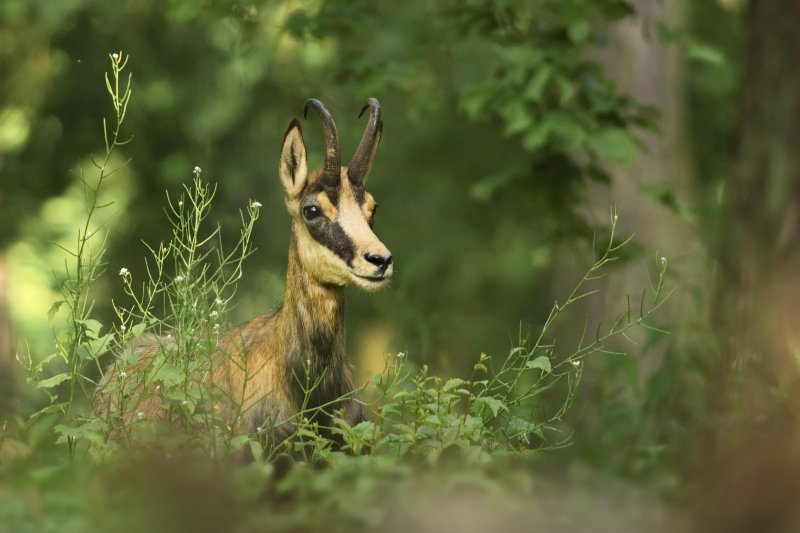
1,0,800,520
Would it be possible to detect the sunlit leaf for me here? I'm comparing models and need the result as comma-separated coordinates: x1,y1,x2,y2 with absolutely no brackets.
587,128,639,164
36,372,71,389
526,356,552,374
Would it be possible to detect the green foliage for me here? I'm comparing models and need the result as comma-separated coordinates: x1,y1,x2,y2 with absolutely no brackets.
19,63,667,460
16,52,133,455
0,0,696,528
1,0,662,383
307,0,655,208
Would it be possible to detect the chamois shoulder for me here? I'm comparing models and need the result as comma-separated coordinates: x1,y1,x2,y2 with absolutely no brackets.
224,303,282,350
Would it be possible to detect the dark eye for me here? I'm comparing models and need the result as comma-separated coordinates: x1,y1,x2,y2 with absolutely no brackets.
303,205,321,220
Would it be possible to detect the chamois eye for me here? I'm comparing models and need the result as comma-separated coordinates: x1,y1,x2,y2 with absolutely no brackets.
303,205,321,220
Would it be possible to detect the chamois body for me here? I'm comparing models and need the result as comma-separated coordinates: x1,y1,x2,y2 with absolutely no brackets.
95,99,390,444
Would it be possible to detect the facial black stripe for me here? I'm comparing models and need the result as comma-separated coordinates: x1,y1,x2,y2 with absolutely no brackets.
324,187,339,207
352,185,366,205
305,219,356,266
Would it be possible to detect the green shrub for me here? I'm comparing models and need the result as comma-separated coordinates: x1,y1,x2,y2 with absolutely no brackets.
4,52,670,532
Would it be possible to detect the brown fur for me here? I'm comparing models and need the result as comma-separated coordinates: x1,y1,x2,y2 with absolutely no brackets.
94,103,391,448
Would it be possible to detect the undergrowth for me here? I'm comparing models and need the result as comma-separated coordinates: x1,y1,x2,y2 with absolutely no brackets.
0,53,671,533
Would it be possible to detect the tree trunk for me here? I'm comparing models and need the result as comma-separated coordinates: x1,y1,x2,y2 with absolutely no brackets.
712,0,800,433
558,0,700,472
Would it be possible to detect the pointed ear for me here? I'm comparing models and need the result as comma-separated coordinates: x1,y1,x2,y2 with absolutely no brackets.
279,118,308,209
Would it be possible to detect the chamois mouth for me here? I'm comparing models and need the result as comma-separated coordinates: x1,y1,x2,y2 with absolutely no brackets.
350,269,392,290
354,273,389,283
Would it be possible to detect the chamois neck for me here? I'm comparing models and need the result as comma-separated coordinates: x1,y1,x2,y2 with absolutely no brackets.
280,229,350,410
282,230,345,332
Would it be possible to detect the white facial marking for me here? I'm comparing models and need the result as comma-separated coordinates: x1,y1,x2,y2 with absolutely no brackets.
294,171,392,290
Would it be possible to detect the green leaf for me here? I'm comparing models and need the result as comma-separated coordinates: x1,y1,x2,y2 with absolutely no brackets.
443,378,469,392
37,372,72,389
460,82,494,120
47,301,66,321
471,396,508,418
249,440,264,462
351,420,377,436
508,416,542,437
687,43,725,66
522,122,549,151
546,112,585,149
470,170,519,201
150,362,185,388
76,334,113,361
499,99,532,135
77,319,104,339
526,356,551,373
587,128,639,164
230,434,251,451
130,322,148,337
54,421,107,445
523,112,585,152
524,65,553,102
423,414,442,426
568,20,591,43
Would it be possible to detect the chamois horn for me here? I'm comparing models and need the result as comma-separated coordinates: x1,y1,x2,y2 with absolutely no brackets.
303,98,341,187
348,98,383,186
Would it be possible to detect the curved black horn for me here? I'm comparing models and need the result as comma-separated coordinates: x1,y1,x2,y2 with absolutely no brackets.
303,98,341,187
348,98,383,185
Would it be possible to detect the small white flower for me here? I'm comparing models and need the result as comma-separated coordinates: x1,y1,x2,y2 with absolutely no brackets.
137,411,145,419
250,200,262,208
571,360,581,367
215,298,223,305
396,352,406,359
112,52,119,60
175,275,185,282
660,256,667,265
120,325,127,332
155,385,161,391
165,333,172,340
178,200,184,207
119,267,129,276
193,166,202,175
213,323,220,331
119,370,128,378
209,310,219,319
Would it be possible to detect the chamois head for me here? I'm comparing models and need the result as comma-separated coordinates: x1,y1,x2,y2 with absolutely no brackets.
279,98,392,291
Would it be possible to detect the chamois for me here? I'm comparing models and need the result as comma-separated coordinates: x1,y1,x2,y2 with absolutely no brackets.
95,98,392,445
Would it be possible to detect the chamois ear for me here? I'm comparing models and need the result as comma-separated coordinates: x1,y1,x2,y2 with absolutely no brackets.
279,118,308,208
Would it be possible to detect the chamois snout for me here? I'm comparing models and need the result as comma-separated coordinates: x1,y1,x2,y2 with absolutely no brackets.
349,237,393,290
364,252,392,273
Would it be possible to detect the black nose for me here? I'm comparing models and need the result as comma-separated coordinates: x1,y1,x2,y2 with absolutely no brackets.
364,252,393,272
